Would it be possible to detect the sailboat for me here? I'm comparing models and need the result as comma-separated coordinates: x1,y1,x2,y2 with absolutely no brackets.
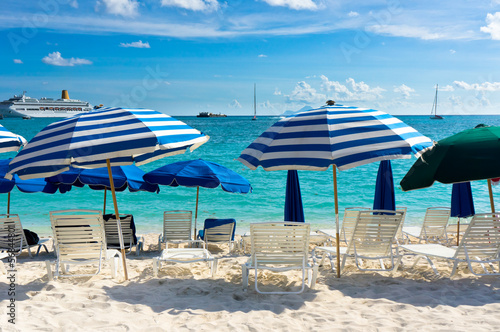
252,83,257,120
430,84,443,119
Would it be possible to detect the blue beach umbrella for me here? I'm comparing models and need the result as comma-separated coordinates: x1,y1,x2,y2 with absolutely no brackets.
285,170,304,222
6,107,209,280
451,182,475,246
373,160,395,211
238,102,433,277
143,159,252,237
0,124,27,153
47,165,159,214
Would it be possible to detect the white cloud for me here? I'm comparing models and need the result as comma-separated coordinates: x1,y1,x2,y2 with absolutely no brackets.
161,0,219,12
13,59,23,64
70,0,78,8
440,85,454,92
42,52,92,67
449,49,456,54
258,54,267,58
393,84,415,99
97,0,139,17
320,76,385,102
481,12,500,40
367,25,444,40
119,40,150,48
261,0,317,10
229,99,242,108
348,11,359,17
274,88,281,95
285,81,326,104
454,80,500,91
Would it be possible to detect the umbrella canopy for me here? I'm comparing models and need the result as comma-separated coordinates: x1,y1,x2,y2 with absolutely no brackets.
6,107,209,280
373,160,395,211
284,170,304,222
0,124,27,153
47,165,159,193
238,103,433,277
400,125,500,191
143,158,252,237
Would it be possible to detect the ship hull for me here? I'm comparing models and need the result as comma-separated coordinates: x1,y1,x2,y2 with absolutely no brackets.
0,105,93,118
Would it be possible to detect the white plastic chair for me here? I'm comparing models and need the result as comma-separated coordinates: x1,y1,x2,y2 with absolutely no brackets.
0,214,50,257
242,222,318,294
402,207,451,245
104,214,143,256
159,210,197,250
46,209,122,280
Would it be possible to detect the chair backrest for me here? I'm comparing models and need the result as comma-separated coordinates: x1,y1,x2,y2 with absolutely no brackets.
347,210,404,257
250,222,310,267
421,207,450,240
103,214,135,248
341,207,370,243
202,218,236,243
455,213,500,259
50,209,105,262
0,214,26,254
394,207,407,243
163,210,192,242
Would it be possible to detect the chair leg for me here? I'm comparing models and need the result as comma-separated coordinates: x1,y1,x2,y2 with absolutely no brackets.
46,261,53,281
241,264,249,290
211,258,218,277
153,258,159,277
309,265,318,289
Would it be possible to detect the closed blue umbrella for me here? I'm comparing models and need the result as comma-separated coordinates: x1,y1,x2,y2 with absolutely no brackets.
285,170,304,222
6,107,209,280
373,160,395,211
451,182,475,246
143,159,252,237
238,103,433,277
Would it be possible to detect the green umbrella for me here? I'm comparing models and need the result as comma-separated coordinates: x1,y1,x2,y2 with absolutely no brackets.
400,125,500,212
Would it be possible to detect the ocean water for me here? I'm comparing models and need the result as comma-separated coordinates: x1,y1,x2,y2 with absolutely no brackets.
2,115,500,237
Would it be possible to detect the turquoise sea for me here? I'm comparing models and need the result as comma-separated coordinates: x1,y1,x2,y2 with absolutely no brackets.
2,115,500,237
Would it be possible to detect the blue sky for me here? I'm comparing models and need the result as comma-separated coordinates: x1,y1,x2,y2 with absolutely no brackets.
2,0,500,116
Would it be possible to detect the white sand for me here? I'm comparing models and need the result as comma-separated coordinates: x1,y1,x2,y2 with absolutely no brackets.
2,233,500,331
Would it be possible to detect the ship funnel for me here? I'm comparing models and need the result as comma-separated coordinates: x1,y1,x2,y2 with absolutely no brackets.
61,90,69,99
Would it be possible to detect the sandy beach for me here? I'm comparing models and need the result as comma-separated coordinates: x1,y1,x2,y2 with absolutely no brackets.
1,233,499,331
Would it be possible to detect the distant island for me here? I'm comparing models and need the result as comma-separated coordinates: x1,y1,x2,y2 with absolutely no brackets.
197,112,227,118
279,105,313,117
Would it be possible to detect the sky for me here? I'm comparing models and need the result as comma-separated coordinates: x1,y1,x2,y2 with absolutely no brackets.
2,0,500,116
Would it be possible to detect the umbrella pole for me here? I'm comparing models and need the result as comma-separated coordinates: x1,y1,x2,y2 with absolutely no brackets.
106,159,128,281
457,218,460,246
103,188,107,215
194,186,199,241
7,192,10,214
333,166,341,278
488,179,495,213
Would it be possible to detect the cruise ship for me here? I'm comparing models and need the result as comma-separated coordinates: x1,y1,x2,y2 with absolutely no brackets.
0,90,94,119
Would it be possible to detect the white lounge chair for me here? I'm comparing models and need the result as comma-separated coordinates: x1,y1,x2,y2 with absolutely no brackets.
340,207,371,244
153,242,217,278
104,214,143,256
46,209,122,280
159,210,196,250
313,210,405,274
399,213,500,277
394,207,408,245
0,252,8,275
402,207,451,245
242,222,318,294
0,214,50,257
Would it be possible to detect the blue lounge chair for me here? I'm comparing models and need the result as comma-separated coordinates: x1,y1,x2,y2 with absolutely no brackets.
198,218,236,252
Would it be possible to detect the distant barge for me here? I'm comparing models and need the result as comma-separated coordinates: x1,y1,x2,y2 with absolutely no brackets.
197,112,227,118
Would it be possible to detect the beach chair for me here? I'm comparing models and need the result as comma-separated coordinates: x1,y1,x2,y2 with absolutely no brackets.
402,207,451,245
394,207,408,245
399,213,500,277
46,209,122,280
103,214,143,256
340,207,371,244
313,210,405,274
0,252,8,275
198,218,236,253
159,210,195,250
0,214,50,257
152,240,217,278
242,222,318,294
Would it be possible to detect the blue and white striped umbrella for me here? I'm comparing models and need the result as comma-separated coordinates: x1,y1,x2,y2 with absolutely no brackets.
238,103,433,277
238,104,432,171
6,107,209,180
0,124,27,153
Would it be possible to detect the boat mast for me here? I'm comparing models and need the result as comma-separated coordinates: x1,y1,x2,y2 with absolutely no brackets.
432,84,438,116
